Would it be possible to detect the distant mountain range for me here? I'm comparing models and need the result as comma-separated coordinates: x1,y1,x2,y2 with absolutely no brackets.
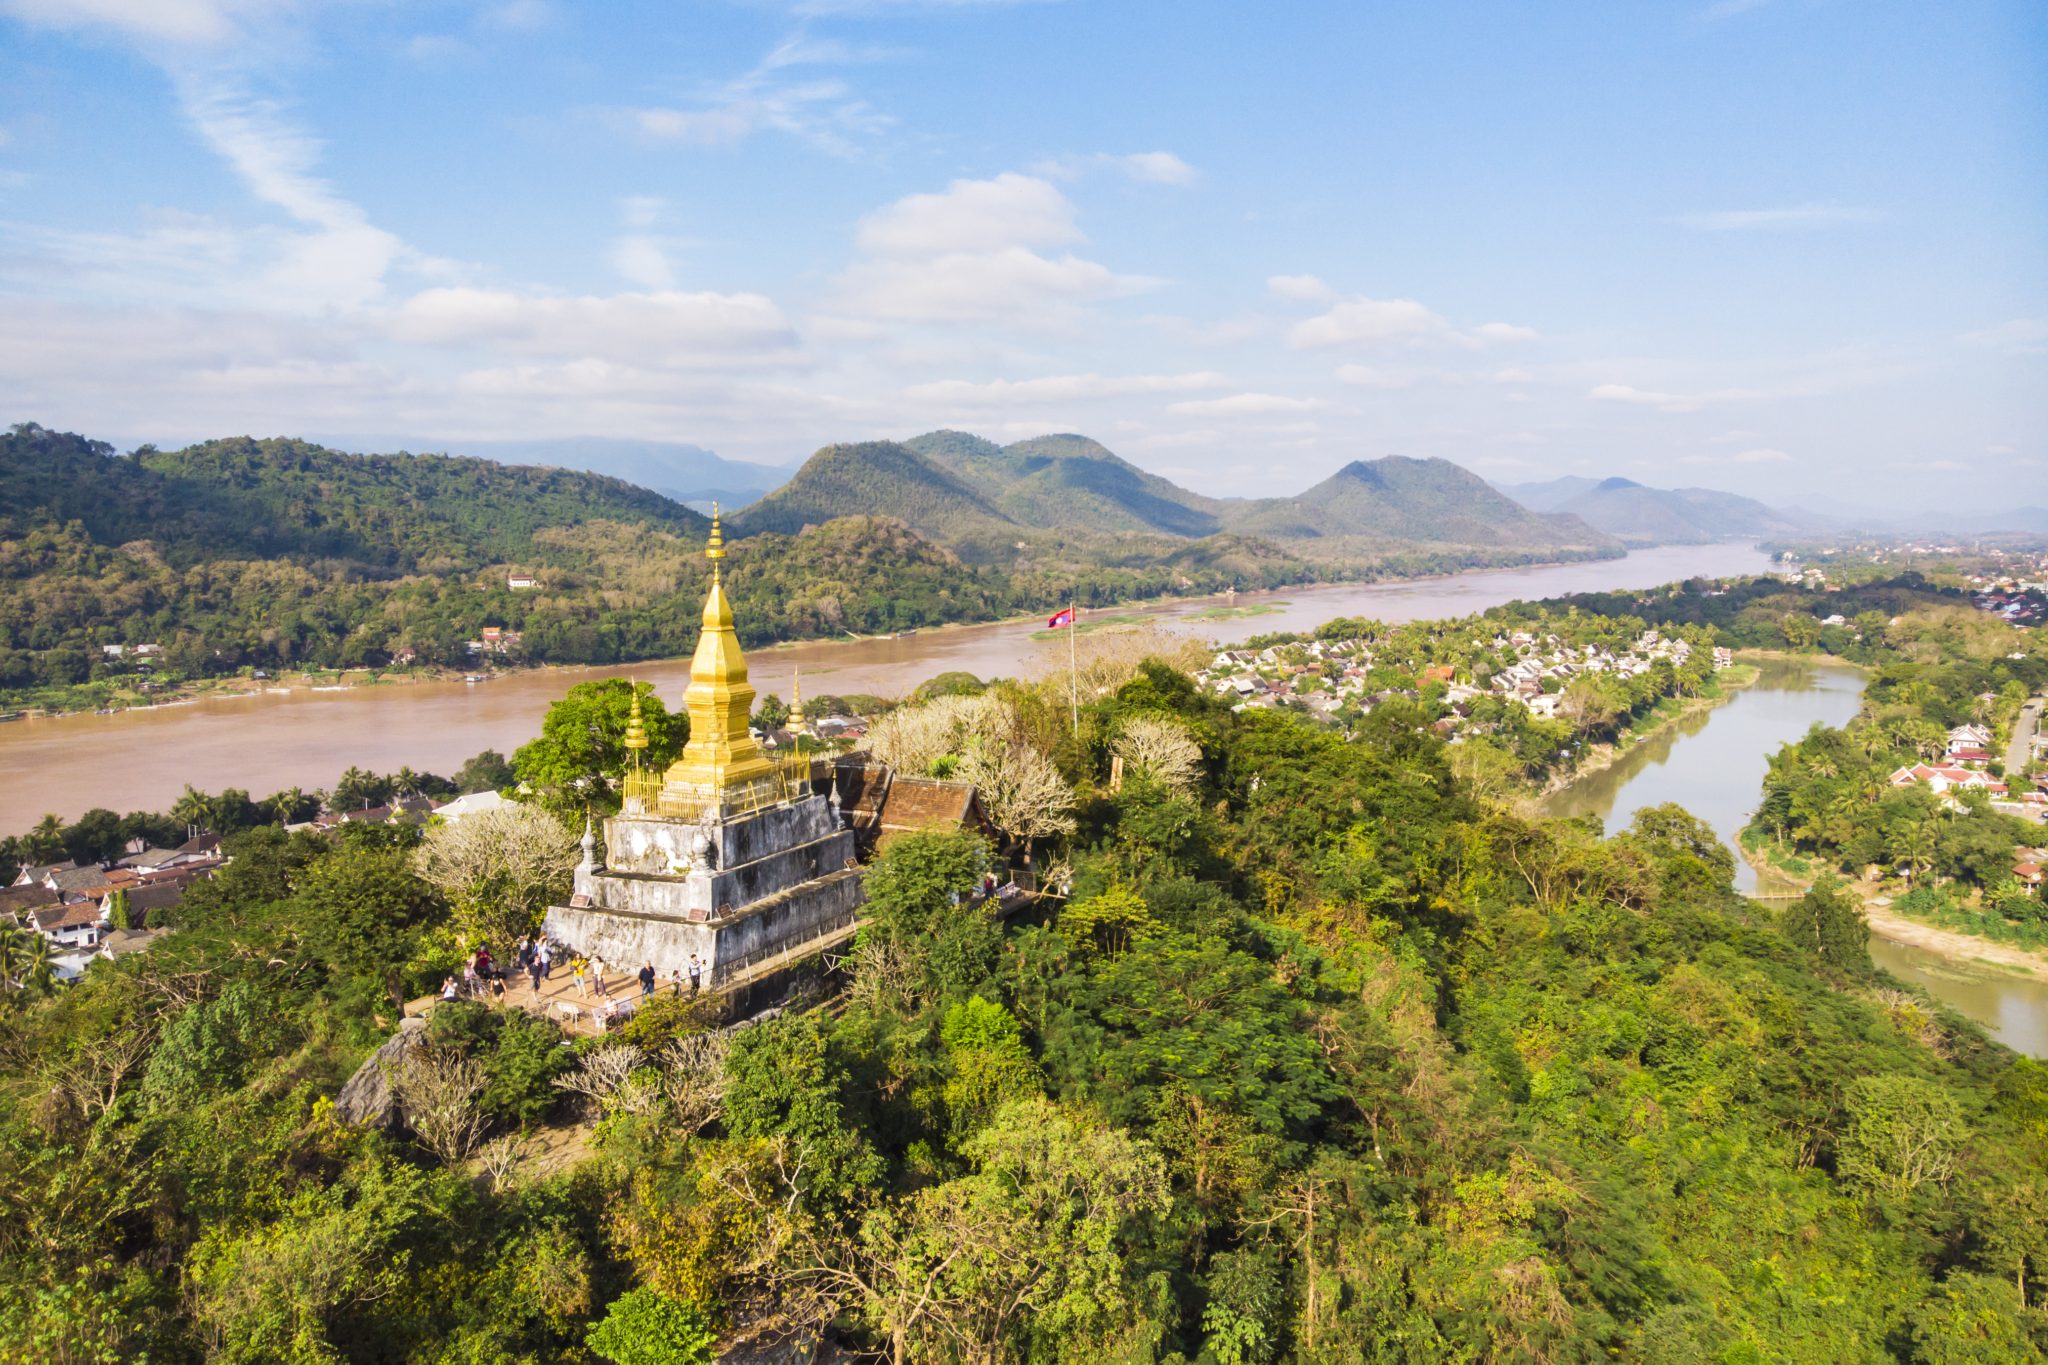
739,430,1615,565
1497,475,1822,545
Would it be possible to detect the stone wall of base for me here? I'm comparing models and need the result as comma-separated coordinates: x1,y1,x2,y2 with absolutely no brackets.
543,866,864,982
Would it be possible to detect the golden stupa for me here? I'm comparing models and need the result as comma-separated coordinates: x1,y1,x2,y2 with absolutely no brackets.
656,507,783,814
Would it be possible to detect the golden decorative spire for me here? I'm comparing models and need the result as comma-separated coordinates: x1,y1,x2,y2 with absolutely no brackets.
660,509,779,813
624,679,649,769
789,667,806,734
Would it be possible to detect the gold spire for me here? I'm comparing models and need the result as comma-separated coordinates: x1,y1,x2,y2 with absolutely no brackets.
659,509,780,812
789,667,806,734
624,679,648,768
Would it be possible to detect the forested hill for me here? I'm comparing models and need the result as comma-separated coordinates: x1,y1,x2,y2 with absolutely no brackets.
730,440,1015,544
0,423,708,573
906,429,1228,538
1227,455,1614,554
738,431,1619,565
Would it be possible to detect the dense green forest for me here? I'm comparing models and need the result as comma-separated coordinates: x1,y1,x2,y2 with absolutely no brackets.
5,649,2046,1362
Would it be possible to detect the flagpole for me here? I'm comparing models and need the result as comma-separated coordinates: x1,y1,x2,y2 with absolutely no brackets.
1068,593,1079,735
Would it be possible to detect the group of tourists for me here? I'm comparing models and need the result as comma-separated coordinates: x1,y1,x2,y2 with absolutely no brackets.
436,937,710,1011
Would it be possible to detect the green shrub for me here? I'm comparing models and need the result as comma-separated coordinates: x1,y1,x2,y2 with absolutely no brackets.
586,1288,715,1365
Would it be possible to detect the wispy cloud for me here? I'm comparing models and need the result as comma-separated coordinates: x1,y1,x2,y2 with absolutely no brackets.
627,34,894,155
1674,203,1884,231
1167,392,1338,417
906,371,1227,405
1287,292,1536,351
1031,151,1200,186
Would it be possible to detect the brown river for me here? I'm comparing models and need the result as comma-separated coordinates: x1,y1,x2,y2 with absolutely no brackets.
0,543,1770,830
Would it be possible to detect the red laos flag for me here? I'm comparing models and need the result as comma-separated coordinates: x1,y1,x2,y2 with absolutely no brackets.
1047,607,1075,629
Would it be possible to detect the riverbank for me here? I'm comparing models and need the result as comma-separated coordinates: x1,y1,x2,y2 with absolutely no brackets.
3,663,490,719
1738,844,2048,984
1534,663,1761,798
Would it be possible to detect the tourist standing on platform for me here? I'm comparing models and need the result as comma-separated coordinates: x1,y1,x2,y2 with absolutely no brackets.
526,953,542,993
537,941,552,980
592,961,608,999
688,953,703,995
572,956,588,998
669,967,683,997
639,961,656,997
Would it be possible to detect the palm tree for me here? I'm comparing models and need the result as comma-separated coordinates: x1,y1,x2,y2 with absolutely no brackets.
270,786,307,825
0,927,27,993
0,927,53,996
170,785,213,835
21,933,53,995
1900,817,1940,886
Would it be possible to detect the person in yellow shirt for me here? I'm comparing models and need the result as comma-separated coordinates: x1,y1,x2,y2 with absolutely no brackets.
572,956,589,998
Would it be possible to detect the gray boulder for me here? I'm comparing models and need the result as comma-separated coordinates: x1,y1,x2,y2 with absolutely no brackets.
334,1016,427,1129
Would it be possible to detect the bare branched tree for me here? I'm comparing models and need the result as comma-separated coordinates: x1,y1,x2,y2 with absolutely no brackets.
1112,715,1202,795
390,1046,490,1163
957,739,1076,848
657,1032,731,1135
867,693,1016,776
476,1133,528,1191
413,803,579,950
550,1040,645,1116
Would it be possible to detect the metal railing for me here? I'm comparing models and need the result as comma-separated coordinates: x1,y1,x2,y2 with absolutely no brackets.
712,905,863,987
621,753,817,822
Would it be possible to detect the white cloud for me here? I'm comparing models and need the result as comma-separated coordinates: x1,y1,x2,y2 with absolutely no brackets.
1034,150,1200,186
833,173,1153,322
1587,382,1771,414
173,76,419,308
1117,151,1198,185
1288,293,1536,350
1469,321,1539,345
857,172,1078,255
1730,447,1791,464
1334,364,1418,390
0,0,274,45
611,238,673,289
388,287,798,364
610,196,678,288
1167,392,1336,417
905,371,1228,404
1267,274,1334,304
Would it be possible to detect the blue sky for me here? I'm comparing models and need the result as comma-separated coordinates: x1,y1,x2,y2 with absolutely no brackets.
1,0,2042,506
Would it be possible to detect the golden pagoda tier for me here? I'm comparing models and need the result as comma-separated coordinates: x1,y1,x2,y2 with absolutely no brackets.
546,510,863,990
623,508,801,820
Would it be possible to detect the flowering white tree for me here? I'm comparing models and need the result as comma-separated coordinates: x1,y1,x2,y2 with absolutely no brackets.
413,803,578,949
957,739,1076,849
1111,716,1202,796
867,693,1015,775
